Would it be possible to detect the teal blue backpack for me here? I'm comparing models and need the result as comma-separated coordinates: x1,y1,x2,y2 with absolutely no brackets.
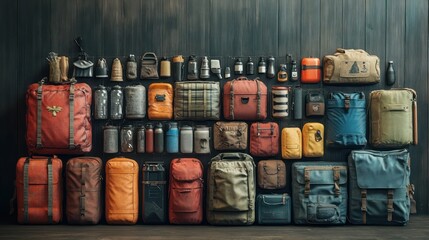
348,149,415,225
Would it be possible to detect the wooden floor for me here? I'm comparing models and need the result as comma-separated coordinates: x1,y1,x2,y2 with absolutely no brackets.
0,216,428,240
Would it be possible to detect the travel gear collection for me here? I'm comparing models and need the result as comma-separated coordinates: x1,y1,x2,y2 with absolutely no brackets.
15,48,417,226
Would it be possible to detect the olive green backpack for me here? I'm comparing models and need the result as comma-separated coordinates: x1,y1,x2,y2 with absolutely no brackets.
207,153,256,225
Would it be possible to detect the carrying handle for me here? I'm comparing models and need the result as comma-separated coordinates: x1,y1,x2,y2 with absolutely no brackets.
142,52,158,62
212,152,249,161
235,76,249,81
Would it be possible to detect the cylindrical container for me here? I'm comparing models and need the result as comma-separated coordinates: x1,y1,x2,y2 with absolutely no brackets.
172,55,185,82
125,85,146,119
126,54,138,80
258,57,266,74
94,85,108,120
386,61,395,86
180,125,193,153
154,123,164,153
145,124,154,153
291,60,298,81
247,57,254,75
272,86,289,118
110,85,123,120
160,57,171,78
120,125,134,153
103,126,119,153
293,87,303,120
187,55,198,80
136,125,145,153
165,122,179,153
225,67,231,79
200,56,210,79
194,126,210,154
234,58,243,75
267,56,275,78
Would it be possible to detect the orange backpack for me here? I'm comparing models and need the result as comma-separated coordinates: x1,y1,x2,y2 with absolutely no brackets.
148,83,173,120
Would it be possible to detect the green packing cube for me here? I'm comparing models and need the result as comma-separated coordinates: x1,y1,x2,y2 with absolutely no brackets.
348,149,415,225
369,88,417,148
207,153,256,225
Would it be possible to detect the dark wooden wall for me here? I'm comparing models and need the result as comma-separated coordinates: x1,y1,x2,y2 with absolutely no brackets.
1,0,429,220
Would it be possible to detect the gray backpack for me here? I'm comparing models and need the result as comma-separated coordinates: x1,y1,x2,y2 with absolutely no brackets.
292,162,348,225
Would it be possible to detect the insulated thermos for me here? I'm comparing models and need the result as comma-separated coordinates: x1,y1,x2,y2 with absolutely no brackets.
110,85,123,120
293,87,303,120
120,125,134,153
247,57,254,75
234,58,244,75
94,85,108,120
172,55,185,81
180,125,193,153
145,123,154,153
386,61,396,86
126,54,137,80
258,57,266,74
166,122,179,153
200,56,210,79
187,55,198,80
124,85,146,119
103,126,119,153
267,56,275,78
160,57,171,78
136,125,145,153
291,60,298,81
194,126,210,154
154,123,164,153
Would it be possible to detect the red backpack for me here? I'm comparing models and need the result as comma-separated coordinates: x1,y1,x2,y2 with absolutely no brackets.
168,158,204,224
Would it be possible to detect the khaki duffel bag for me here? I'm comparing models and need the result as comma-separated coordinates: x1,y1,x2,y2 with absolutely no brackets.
323,48,380,84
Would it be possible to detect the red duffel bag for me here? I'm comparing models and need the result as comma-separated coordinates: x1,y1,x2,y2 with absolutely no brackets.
223,77,267,120
26,78,92,154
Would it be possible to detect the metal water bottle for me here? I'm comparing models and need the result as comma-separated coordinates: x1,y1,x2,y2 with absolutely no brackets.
160,57,171,78
267,56,275,78
200,56,210,79
386,61,396,86
194,125,210,154
125,85,146,119
94,85,108,120
110,85,123,120
187,55,198,80
154,123,164,153
234,58,243,75
103,125,118,153
247,57,254,75
120,125,134,153
258,57,266,74
180,125,193,153
145,123,154,153
136,125,145,153
165,122,179,153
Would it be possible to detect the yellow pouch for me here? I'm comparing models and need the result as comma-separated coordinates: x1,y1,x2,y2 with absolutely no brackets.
281,127,302,159
302,122,324,157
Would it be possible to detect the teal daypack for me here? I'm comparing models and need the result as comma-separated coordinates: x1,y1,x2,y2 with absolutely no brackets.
292,162,348,225
326,92,367,148
348,149,415,225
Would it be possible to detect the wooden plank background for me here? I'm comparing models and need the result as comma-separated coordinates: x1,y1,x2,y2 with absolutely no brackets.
1,0,429,219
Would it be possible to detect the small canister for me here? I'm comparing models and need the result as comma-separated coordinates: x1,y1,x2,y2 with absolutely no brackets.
125,85,146,119
110,85,123,120
160,57,171,78
187,55,198,80
154,123,164,153
145,123,154,153
136,125,145,153
166,122,179,153
120,125,134,153
126,54,138,80
172,55,185,82
194,125,210,154
103,125,119,153
180,125,193,153
94,85,108,120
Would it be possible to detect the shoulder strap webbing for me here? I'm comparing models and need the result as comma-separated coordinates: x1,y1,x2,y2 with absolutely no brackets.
23,158,30,223
387,190,394,222
47,157,53,224
69,83,75,149
229,81,235,119
36,82,44,148
361,189,367,224
80,163,86,217
256,80,261,119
